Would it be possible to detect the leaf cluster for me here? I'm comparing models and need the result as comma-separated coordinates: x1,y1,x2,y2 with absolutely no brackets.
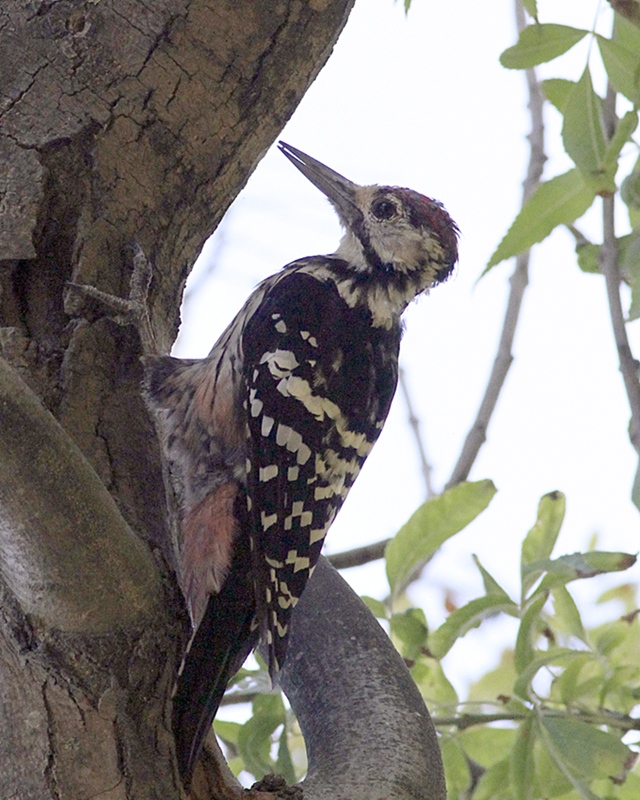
487,16,640,277
215,682,304,785
382,486,640,800
220,480,639,800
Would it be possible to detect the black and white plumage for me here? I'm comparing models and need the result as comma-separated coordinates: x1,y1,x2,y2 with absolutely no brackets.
143,142,459,783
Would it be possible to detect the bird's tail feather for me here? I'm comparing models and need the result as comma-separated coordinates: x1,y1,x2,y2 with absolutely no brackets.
172,507,257,785
172,602,256,783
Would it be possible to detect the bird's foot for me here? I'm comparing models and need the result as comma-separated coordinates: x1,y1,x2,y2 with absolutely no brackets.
67,242,156,354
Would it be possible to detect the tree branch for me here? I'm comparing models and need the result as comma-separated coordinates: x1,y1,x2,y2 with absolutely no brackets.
399,367,435,498
0,357,162,634
326,538,389,570
279,556,446,800
432,708,640,734
600,84,640,458
446,0,545,489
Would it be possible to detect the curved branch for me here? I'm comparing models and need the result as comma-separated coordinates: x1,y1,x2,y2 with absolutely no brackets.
446,0,545,489
0,357,162,634
280,557,446,800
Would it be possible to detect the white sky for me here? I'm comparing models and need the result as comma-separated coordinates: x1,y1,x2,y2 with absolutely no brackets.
173,0,640,692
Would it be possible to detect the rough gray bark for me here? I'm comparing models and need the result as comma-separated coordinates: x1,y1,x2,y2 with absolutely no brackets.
0,356,177,798
0,1,446,797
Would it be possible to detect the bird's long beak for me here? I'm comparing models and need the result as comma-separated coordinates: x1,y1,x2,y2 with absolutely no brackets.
278,142,360,226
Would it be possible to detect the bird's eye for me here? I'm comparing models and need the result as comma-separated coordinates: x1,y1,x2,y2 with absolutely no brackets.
371,198,398,220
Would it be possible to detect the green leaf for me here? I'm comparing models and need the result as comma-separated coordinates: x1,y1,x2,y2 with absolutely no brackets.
628,235,640,322
428,594,518,659
473,554,512,599
597,34,640,105
603,772,640,800
604,110,638,169
539,715,635,784
390,607,428,660
598,611,640,665
237,693,286,779
532,729,574,797
213,719,242,746
576,241,601,274
513,648,588,700
521,492,566,600
514,593,547,675
542,78,576,111
500,24,588,69
486,169,596,270
410,657,459,707
275,720,296,786
440,737,472,798
621,158,640,208
551,585,586,641
629,204,640,231
474,759,512,800
385,479,497,595
360,595,388,619
528,551,637,595
562,67,613,193
553,652,599,706
459,727,517,768
509,714,536,800
593,620,628,657
597,581,637,612
615,10,640,53
226,665,272,697
520,0,538,22
575,233,636,278
467,649,516,704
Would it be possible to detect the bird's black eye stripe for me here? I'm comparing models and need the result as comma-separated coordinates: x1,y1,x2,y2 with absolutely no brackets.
371,197,398,220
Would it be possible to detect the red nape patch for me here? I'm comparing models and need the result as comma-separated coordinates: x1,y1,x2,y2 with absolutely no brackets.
394,187,459,265
181,483,240,627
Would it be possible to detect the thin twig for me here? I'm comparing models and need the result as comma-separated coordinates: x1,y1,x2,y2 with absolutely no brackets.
220,690,640,735
327,538,390,570
398,367,435,498
566,224,592,249
432,708,640,733
446,0,545,490
600,83,640,457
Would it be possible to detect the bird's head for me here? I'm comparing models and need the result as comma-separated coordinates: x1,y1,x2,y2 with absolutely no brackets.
278,142,459,323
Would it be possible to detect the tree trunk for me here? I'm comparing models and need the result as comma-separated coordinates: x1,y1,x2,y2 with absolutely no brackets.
1,1,448,797
0,1,355,796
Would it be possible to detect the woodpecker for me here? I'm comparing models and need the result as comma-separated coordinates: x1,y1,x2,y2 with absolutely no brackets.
143,142,459,783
